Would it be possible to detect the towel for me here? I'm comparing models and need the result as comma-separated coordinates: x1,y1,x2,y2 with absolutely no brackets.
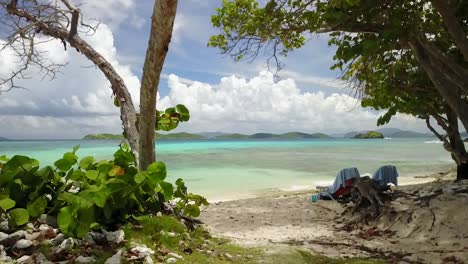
373,165,398,187
328,167,361,194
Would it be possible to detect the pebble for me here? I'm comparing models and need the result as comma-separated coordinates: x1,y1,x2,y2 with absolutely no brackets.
75,256,96,263
39,224,50,232
59,238,80,250
104,230,125,244
0,232,8,242
144,256,154,264
50,233,65,246
26,232,41,241
167,232,177,237
166,257,178,263
8,230,27,240
167,252,183,259
224,253,233,259
156,212,163,217
15,239,33,249
16,255,31,263
0,221,9,232
26,223,35,233
129,245,154,259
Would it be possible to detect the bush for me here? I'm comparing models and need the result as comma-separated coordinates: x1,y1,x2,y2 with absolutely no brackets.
0,144,207,238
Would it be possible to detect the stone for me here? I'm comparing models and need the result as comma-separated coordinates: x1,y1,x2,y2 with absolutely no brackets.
104,229,125,244
224,253,233,259
59,238,81,250
89,231,106,244
156,212,163,217
8,230,27,240
49,233,65,246
166,257,178,263
129,245,155,259
15,239,33,249
167,252,183,260
166,232,176,237
26,223,35,233
16,255,31,263
0,221,9,232
36,252,54,264
0,232,8,242
104,249,124,264
26,232,41,241
38,224,50,232
75,256,96,263
143,256,154,264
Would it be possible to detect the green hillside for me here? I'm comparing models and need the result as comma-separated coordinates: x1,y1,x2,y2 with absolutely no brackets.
83,133,206,140
353,131,384,139
215,132,331,139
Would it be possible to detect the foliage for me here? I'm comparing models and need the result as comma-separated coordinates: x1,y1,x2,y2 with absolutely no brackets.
353,131,384,139
0,145,207,238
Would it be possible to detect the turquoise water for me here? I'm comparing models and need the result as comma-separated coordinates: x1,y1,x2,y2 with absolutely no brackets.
0,139,454,200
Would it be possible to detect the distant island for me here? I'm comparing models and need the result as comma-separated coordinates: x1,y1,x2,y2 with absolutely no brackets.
0,137,9,141
344,128,432,138
83,133,205,140
83,132,331,140
353,131,384,139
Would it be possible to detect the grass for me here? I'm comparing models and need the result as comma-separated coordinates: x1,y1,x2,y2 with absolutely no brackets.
38,215,386,263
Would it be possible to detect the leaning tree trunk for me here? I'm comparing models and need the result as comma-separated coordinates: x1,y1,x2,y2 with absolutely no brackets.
5,1,141,161
409,38,468,133
430,0,468,62
138,0,178,170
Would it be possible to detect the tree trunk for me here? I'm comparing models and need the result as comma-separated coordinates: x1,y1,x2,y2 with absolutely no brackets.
409,38,468,132
5,2,141,161
457,162,468,181
430,0,468,62
138,0,178,170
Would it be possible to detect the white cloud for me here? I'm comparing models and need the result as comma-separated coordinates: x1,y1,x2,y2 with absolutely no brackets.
159,71,426,134
76,0,138,29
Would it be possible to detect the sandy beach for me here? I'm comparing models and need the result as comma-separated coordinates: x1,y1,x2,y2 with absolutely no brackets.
200,172,468,264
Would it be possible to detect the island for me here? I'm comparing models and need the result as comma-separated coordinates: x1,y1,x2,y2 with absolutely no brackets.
353,131,384,139
83,133,206,140
215,132,331,140
0,136,9,141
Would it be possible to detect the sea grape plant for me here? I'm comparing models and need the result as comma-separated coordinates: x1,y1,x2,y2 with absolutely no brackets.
0,144,207,238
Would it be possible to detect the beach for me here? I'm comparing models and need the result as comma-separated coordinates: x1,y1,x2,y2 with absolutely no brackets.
200,171,468,264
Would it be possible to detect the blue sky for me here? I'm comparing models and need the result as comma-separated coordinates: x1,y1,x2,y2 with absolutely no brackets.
0,0,426,139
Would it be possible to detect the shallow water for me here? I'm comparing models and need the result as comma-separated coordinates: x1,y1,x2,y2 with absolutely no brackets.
0,138,454,200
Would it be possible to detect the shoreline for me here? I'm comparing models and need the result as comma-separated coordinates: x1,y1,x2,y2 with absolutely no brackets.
205,169,450,203
200,169,468,263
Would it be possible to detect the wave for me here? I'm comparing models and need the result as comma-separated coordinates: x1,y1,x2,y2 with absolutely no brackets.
425,140,443,144
384,137,392,140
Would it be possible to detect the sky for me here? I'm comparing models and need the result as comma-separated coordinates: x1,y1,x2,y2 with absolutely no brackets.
0,0,428,139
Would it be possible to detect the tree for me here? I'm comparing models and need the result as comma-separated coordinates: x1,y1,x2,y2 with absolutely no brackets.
0,0,183,169
347,42,468,180
209,0,468,179
208,0,468,132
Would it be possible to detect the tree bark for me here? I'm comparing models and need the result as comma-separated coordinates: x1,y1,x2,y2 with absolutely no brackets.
409,38,468,132
5,2,140,162
430,0,468,62
457,163,468,181
138,0,178,170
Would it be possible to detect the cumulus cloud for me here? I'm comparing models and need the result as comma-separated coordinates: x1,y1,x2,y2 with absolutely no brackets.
159,72,426,134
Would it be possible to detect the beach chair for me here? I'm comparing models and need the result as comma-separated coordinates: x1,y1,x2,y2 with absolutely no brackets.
372,165,398,192
315,167,361,201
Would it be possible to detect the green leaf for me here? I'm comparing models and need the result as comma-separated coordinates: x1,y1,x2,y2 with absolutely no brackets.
72,145,80,154
79,156,95,169
160,182,174,201
85,170,100,181
26,196,47,218
0,196,16,211
9,208,29,226
134,172,148,184
54,158,75,172
183,204,201,217
113,97,120,107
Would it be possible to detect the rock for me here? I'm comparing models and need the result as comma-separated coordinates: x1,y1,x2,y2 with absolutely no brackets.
59,238,81,250
15,239,33,249
166,257,178,263
88,231,106,245
104,229,125,244
0,221,9,232
104,249,124,264
35,252,53,264
156,212,163,217
144,255,154,264
26,232,41,241
224,253,233,259
8,230,27,240
167,252,183,260
38,224,50,232
129,245,155,260
49,233,65,246
75,256,96,263
0,232,8,242
25,223,35,233
16,255,31,263
167,232,176,237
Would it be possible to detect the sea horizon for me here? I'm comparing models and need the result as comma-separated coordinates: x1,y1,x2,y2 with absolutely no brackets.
0,138,455,201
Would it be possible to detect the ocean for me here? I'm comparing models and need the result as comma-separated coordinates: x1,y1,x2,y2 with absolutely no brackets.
0,138,454,201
